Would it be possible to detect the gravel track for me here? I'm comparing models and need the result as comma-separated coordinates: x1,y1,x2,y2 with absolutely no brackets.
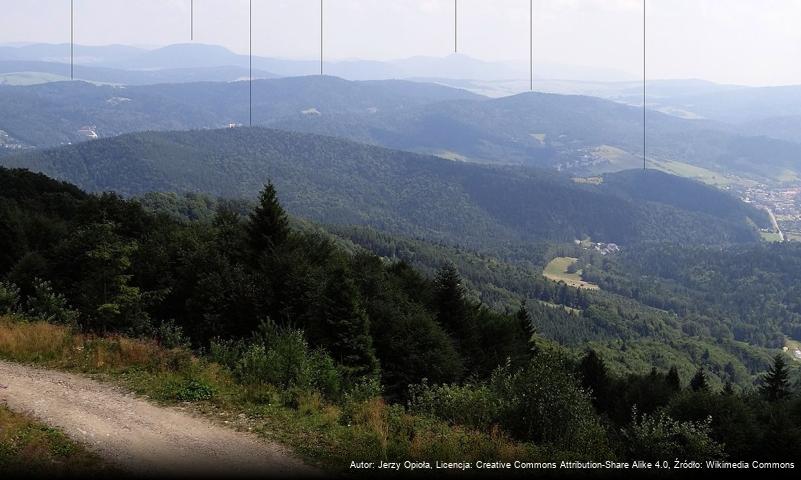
0,360,319,478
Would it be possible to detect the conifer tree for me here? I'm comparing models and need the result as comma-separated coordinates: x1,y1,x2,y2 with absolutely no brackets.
516,300,531,333
690,368,709,392
516,300,537,356
666,366,681,392
433,264,479,364
247,182,289,254
433,264,468,336
722,381,734,396
319,267,379,379
760,354,790,402
579,349,610,410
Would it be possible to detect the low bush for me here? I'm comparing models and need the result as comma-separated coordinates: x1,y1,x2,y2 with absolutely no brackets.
211,325,342,401
25,279,79,326
0,281,19,314
409,351,612,458
621,408,725,460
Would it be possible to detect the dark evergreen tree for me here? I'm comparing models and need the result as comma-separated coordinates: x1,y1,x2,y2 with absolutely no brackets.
433,264,467,329
579,349,610,411
666,366,681,392
516,300,537,356
690,368,709,392
723,381,734,396
246,182,289,254
318,267,380,380
760,354,791,402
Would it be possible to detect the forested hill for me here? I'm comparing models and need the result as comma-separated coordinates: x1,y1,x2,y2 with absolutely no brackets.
2,127,766,247
600,169,770,228
3,77,801,182
0,77,481,148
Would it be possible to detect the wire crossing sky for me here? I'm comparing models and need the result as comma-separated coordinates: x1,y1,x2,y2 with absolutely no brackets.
2,0,801,86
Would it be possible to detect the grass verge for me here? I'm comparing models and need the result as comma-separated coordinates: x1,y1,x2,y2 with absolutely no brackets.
0,404,110,477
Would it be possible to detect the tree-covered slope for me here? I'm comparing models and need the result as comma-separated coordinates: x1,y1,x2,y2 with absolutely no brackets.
0,77,480,148
1,77,799,181
1,128,766,247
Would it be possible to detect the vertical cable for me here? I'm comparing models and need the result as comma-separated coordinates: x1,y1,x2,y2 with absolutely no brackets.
530,0,533,91
321,0,324,75
250,0,252,126
643,0,646,170
70,0,74,79
191,0,194,41
454,0,458,53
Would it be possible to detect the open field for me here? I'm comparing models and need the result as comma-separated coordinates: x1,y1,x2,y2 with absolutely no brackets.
760,231,785,243
543,257,600,290
651,159,737,187
0,72,69,86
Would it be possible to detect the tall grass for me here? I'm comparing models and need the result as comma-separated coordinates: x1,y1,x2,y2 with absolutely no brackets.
0,316,191,373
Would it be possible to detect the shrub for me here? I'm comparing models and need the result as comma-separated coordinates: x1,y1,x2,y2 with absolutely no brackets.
621,407,725,460
155,319,190,350
408,381,502,430
212,326,342,400
345,376,383,404
209,338,245,372
496,352,610,456
156,375,215,402
25,279,79,326
0,281,20,314
408,351,611,457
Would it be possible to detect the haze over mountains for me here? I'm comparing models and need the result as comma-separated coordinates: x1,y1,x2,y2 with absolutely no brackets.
0,42,636,83
5,42,801,154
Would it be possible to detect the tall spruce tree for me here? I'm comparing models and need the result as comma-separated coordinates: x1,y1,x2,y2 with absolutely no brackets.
433,264,479,365
319,267,379,379
433,264,469,336
516,300,537,356
760,354,791,401
579,349,610,410
247,182,289,254
666,366,681,392
690,368,709,392
722,381,735,396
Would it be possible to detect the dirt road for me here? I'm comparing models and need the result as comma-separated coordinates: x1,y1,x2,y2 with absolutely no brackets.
0,360,319,477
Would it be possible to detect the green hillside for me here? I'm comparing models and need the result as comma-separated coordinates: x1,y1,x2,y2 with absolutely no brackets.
1,128,768,248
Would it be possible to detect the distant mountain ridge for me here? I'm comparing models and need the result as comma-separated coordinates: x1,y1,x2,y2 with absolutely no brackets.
0,42,636,82
0,60,276,86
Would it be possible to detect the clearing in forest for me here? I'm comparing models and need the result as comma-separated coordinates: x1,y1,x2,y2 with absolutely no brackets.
543,257,600,290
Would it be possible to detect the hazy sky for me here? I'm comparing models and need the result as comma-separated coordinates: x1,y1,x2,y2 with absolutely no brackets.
1,0,800,86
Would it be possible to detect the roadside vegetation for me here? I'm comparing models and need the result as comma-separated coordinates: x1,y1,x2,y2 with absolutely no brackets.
0,402,109,477
0,316,551,470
